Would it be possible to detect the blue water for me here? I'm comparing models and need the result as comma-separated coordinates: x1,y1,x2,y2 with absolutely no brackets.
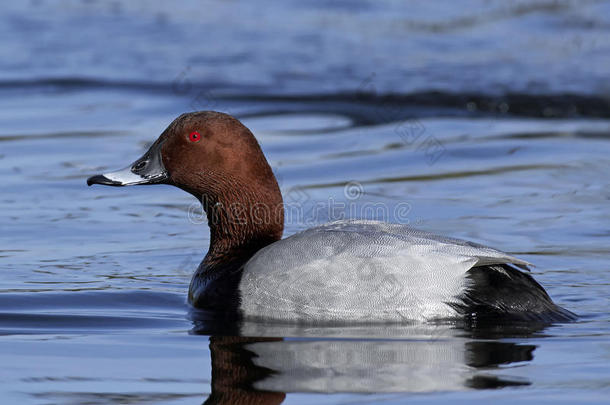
1,1,610,404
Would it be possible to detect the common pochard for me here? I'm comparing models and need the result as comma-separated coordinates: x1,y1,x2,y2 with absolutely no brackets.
88,111,575,323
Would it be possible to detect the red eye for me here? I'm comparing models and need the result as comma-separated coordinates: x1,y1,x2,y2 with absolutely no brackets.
189,131,201,142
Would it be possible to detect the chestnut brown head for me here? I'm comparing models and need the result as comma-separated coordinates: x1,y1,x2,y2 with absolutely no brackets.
88,111,284,254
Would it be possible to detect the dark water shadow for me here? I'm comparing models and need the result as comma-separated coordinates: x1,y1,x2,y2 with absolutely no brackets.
0,291,189,335
0,130,127,142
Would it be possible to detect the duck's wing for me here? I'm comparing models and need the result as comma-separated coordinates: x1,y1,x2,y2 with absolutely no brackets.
238,220,533,323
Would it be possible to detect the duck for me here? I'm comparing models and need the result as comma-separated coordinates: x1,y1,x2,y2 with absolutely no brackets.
87,111,575,324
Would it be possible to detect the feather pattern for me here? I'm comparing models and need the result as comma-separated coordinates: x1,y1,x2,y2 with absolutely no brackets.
238,220,534,323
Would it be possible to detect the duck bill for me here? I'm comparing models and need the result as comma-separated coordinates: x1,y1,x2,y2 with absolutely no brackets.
87,141,169,187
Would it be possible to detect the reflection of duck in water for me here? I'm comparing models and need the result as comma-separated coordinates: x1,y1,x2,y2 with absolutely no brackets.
88,112,574,324
204,337,285,405
201,327,537,404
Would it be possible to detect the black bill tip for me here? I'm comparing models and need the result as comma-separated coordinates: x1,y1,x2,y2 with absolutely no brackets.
87,174,123,187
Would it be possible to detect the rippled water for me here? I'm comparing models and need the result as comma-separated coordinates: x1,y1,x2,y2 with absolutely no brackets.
1,1,610,404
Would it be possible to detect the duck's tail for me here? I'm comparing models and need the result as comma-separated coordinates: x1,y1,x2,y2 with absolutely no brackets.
450,263,576,323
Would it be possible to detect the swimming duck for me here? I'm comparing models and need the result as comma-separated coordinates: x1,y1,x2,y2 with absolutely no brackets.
87,111,574,323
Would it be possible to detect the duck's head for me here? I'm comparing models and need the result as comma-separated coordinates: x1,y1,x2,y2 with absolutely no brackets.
88,111,284,257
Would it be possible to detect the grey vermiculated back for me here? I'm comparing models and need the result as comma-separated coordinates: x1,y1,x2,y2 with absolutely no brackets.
238,220,531,323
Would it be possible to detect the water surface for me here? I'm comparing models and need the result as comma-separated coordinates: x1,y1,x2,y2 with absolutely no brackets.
1,1,610,404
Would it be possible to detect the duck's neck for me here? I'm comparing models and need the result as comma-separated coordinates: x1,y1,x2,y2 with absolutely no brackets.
202,185,283,267
187,175,283,308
